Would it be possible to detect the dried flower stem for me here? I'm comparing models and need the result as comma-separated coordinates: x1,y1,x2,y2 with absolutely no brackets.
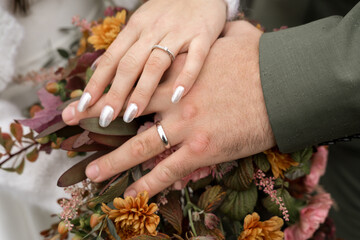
185,187,198,237
0,142,38,167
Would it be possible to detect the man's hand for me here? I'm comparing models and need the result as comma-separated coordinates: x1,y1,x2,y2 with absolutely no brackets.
63,21,276,197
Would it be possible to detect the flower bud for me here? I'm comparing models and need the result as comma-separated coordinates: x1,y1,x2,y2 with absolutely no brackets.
67,151,78,158
29,104,43,118
87,201,97,209
51,138,64,149
36,136,50,144
90,213,102,228
46,82,60,94
57,221,68,235
70,89,83,99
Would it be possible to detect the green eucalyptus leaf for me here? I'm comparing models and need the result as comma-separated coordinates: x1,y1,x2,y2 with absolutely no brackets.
86,67,95,83
91,172,129,204
79,118,139,136
220,183,258,221
35,121,67,139
106,218,121,240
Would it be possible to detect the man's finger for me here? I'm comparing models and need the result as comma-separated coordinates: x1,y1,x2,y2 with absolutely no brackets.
85,117,182,182
124,145,197,198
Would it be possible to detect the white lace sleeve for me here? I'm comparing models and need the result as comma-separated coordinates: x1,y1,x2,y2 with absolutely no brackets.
0,7,23,92
224,0,240,20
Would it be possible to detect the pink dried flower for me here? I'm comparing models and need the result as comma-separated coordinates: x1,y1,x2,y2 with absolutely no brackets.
13,68,62,84
204,213,220,230
59,180,94,230
254,169,289,221
304,146,328,193
104,6,127,17
72,15,92,32
284,193,333,240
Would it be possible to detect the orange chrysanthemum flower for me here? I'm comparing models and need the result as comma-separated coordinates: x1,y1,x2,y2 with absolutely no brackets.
238,212,284,240
101,191,160,240
88,10,126,50
264,147,299,178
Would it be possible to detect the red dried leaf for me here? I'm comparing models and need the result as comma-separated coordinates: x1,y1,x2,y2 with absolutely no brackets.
66,76,85,90
15,158,25,174
5,139,14,154
67,50,104,77
159,192,183,234
60,134,112,152
18,88,63,133
88,132,131,147
10,123,23,143
73,131,90,148
57,151,110,187
26,147,39,162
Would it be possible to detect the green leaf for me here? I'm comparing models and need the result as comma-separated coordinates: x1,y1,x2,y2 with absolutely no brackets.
26,147,39,162
254,153,270,172
262,188,304,224
291,147,313,163
57,151,110,187
23,130,34,140
159,192,183,234
35,121,67,139
1,167,16,172
106,218,121,240
285,147,313,180
83,220,105,239
220,183,258,221
131,165,142,182
57,48,70,59
79,118,139,136
5,139,14,154
91,172,129,204
86,67,95,83
197,185,226,213
15,158,25,174
10,123,23,143
188,175,213,191
223,157,254,191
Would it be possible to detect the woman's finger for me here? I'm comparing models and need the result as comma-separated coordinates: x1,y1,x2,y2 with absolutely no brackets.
97,37,162,128
124,34,184,122
78,27,138,112
171,36,211,103
62,84,172,125
85,116,183,182
124,145,197,198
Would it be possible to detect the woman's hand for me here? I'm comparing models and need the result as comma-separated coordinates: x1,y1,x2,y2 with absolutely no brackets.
76,21,276,198
68,0,227,127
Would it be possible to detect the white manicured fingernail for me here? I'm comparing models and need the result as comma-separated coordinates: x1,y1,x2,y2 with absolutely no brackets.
99,105,114,128
171,86,185,103
123,103,138,123
77,92,91,112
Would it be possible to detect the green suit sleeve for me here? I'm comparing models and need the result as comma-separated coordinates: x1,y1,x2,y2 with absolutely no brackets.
259,2,360,153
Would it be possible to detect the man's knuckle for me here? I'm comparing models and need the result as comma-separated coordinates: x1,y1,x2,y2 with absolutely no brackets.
157,164,176,183
189,132,211,155
131,137,152,159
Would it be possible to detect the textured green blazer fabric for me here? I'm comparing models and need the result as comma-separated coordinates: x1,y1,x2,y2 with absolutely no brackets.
259,1,360,153
254,1,360,239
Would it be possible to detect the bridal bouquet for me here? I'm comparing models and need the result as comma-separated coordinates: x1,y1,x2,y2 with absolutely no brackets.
0,5,336,240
